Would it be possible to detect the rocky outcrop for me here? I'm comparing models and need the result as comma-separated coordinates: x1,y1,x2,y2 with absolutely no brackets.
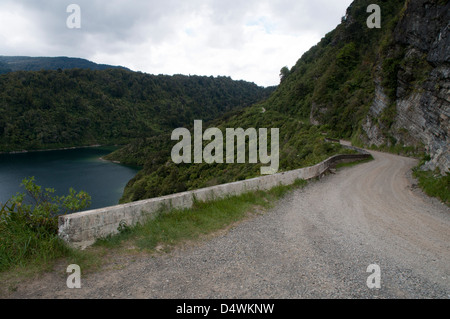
361,73,390,147
361,0,449,174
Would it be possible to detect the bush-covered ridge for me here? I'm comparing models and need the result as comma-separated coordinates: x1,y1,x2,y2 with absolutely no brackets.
0,68,271,152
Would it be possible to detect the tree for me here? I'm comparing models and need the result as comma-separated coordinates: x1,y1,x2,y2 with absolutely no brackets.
279,66,290,83
0,177,91,234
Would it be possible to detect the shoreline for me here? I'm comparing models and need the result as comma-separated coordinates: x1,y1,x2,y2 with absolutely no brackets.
0,144,122,155
99,156,121,164
0,144,141,169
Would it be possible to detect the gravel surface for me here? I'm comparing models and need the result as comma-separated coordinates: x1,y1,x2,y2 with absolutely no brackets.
6,150,450,299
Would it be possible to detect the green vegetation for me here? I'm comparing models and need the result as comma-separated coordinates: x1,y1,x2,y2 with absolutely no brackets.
110,107,357,203
262,0,406,139
0,69,271,152
413,156,450,206
4,0,444,207
413,170,449,206
0,177,91,272
381,51,405,100
367,142,425,158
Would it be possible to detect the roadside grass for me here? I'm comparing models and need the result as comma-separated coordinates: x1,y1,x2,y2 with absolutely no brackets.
0,176,105,296
0,238,105,297
367,144,424,157
334,156,374,170
0,220,104,273
351,136,425,159
94,179,308,252
413,169,449,206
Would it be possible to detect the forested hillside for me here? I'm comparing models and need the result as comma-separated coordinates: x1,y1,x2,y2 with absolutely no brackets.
262,0,405,137
0,56,129,74
0,69,271,152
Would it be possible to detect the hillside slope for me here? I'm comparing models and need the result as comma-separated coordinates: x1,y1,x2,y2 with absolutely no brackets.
267,0,448,173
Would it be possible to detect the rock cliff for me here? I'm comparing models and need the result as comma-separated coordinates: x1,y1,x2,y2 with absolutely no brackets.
361,0,449,173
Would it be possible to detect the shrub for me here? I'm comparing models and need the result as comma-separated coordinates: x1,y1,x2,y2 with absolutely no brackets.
0,177,91,271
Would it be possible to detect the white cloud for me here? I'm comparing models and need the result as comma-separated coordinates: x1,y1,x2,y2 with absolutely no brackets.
0,0,353,86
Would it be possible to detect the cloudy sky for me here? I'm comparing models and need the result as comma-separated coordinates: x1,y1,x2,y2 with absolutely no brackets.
0,0,353,87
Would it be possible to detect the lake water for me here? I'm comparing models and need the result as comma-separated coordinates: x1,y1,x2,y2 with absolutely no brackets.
0,146,140,211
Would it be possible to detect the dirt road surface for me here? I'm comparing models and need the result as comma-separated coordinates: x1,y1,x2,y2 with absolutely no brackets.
6,150,450,298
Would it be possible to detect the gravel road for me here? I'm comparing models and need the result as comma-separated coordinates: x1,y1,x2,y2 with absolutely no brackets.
6,150,450,299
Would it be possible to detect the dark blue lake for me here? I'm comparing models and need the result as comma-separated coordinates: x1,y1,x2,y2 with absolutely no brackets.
0,146,139,210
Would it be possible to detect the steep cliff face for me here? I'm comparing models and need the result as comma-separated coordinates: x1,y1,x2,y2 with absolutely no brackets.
360,0,449,173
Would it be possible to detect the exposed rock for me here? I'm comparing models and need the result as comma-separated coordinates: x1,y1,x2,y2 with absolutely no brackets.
362,0,449,174
310,102,329,126
362,116,386,147
370,77,390,118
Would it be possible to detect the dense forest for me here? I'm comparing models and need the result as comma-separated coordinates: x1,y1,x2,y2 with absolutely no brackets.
0,68,272,152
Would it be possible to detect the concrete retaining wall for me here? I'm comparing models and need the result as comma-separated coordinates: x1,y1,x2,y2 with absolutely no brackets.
58,147,370,249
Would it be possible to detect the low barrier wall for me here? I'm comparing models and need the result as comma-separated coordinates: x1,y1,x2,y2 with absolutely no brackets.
58,147,371,248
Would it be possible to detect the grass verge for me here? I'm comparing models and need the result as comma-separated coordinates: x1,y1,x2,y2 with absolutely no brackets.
334,156,374,170
94,179,308,252
413,169,449,206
